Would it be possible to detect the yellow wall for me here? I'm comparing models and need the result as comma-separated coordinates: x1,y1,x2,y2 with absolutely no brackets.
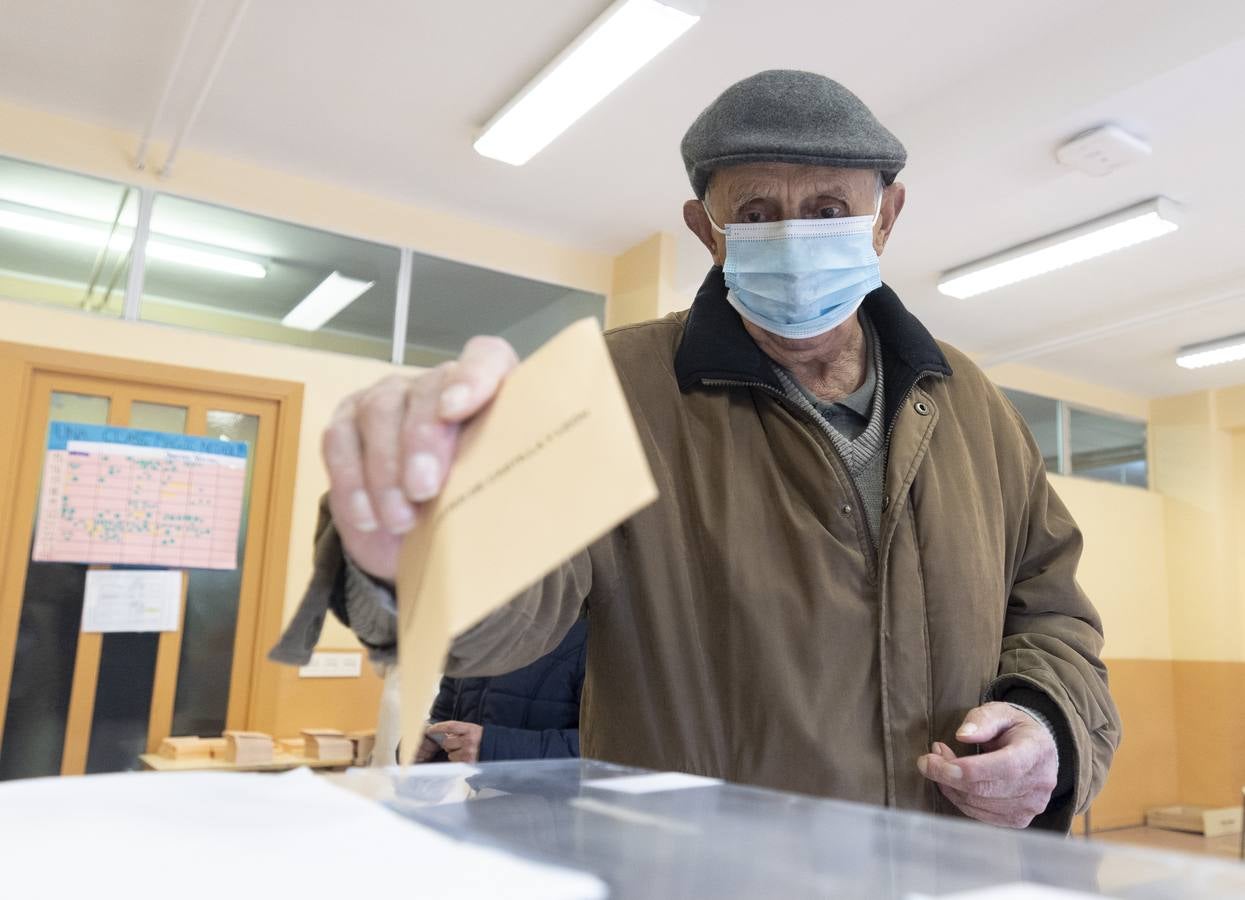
607,231,682,329
1045,474,1180,830
1048,475,1172,661
986,361,1245,827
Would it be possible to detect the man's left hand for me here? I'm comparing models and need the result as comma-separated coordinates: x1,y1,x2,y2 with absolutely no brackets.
426,721,484,763
916,702,1058,829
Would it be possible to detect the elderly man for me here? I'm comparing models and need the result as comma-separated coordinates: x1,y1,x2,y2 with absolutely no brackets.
274,70,1120,831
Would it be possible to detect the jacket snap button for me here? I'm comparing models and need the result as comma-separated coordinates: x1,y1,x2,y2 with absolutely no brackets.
840,503,853,516
914,400,931,416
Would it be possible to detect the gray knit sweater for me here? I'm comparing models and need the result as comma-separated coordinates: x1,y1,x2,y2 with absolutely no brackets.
772,313,887,544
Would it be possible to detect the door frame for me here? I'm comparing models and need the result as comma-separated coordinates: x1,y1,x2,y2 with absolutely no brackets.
0,340,304,755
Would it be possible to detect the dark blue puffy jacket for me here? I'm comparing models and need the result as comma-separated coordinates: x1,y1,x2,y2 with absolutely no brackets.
428,618,586,761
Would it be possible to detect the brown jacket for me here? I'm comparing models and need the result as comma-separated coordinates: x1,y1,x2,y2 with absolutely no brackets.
277,271,1120,831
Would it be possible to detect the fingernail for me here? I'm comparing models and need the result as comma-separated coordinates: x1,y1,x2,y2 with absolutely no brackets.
947,764,964,780
959,723,978,736
380,487,415,534
349,490,378,532
406,453,441,502
439,384,471,417
917,757,928,775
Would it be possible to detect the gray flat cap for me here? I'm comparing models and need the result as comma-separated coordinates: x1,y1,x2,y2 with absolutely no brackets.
681,69,907,198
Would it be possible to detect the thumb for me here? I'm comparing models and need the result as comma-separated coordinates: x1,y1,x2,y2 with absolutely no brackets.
955,702,1020,744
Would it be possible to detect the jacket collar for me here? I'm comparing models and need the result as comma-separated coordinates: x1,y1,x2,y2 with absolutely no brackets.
673,268,953,426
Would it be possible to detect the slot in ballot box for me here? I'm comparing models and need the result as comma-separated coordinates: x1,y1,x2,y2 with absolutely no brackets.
329,759,1245,900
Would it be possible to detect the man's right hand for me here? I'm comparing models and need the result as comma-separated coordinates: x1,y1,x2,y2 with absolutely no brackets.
322,335,520,582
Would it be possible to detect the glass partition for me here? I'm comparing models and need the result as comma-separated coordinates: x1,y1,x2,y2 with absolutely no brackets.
1001,388,1061,473
0,155,606,367
405,251,606,365
1070,407,1148,488
1001,386,1148,488
140,194,400,360
0,156,137,317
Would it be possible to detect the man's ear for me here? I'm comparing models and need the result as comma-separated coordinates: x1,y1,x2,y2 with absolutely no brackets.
874,181,906,256
684,198,725,264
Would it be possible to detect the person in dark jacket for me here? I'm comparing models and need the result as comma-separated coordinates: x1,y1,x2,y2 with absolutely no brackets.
414,618,586,763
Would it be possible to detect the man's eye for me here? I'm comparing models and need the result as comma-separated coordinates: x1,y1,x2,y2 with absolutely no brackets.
744,211,764,223
819,206,844,218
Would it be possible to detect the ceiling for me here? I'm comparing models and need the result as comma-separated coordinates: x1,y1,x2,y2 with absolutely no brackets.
1,0,1243,396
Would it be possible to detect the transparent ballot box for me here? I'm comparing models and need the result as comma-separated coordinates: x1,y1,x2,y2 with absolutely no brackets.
331,759,1245,899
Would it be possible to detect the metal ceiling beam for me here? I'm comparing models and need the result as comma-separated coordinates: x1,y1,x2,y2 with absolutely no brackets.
159,0,252,178
135,0,207,170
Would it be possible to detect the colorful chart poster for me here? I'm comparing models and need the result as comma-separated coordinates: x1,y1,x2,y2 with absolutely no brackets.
32,422,249,570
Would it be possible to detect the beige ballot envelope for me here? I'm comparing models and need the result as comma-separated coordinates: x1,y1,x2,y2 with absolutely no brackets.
396,318,658,762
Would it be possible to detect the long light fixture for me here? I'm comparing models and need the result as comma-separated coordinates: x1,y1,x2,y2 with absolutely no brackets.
0,204,267,279
1176,333,1245,370
281,271,374,330
473,0,702,166
938,197,1180,299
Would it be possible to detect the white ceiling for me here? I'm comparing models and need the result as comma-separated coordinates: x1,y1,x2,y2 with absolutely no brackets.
1,0,1244,397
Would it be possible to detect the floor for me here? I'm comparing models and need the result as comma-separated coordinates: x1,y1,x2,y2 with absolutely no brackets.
1088,825,1243,862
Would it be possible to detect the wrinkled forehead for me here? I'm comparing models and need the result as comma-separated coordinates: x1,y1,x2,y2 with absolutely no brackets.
708,162,879,206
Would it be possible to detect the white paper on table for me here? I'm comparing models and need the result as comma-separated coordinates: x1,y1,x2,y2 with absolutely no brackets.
906,883,1104,900
0,769,606,899
81,568,182,633
583,772,723,794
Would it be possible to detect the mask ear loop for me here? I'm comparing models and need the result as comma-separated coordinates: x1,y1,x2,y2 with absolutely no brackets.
702,200,727,235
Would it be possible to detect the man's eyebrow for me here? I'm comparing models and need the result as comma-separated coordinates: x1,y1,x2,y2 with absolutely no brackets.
723,180,780,206
721,178,860,207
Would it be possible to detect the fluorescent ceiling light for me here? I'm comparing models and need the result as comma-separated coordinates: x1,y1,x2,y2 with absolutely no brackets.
0,204,267,279
474,0,702,166
282,271,374,330
145,241,266,278
1176,333,1245,370
938,198,1180,299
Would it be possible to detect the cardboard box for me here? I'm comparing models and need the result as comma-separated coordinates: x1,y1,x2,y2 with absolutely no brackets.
1146,805,1243,838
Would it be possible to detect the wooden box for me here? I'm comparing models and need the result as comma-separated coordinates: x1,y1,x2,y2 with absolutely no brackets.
203,738,229,759
1146,804,1243,838
224,731,274,766
348,730,376,767
301,728,354,763
157,736,208,760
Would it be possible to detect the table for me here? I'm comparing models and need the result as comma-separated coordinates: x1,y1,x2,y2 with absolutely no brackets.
138,751,352,773
330,759,1245,899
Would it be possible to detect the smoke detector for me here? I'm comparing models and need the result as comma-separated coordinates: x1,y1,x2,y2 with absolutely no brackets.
1055,125,1151,177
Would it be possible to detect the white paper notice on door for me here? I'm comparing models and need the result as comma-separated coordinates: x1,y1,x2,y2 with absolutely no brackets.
81,569,183,633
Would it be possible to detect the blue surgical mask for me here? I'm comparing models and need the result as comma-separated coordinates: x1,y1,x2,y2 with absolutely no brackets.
707,184,883,340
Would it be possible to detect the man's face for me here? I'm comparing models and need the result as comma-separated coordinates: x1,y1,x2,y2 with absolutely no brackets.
683,162,906,266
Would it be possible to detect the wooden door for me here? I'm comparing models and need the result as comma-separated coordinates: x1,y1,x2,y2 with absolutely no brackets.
0,342,302,777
